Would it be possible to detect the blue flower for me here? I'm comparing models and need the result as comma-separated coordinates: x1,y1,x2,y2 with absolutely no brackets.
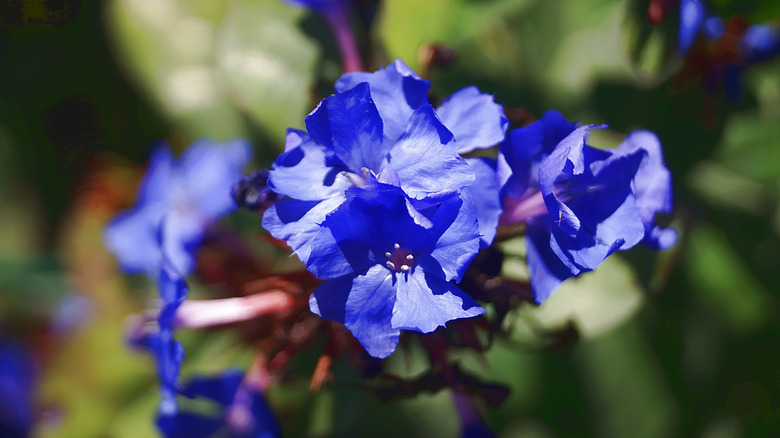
104,139,252,275
498,111,676,303
262,84,475,270
262,60,505,267
0,341,36,438
335,59,508,153
307,179,485,358
157,370,281,438
678,0,705,53
130,258,188,416
280,0,344,11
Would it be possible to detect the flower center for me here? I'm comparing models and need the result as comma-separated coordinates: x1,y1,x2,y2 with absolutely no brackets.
384,243,414,272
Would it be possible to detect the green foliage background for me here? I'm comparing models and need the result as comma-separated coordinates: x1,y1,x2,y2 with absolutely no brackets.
0,0,778,436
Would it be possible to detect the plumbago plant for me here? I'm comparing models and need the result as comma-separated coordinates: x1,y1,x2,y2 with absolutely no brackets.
103,2,678,437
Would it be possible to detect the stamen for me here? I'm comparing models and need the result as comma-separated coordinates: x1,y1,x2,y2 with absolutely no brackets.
400,265,410,271
386,261,396,270
394,243,401,249
385,252,392,258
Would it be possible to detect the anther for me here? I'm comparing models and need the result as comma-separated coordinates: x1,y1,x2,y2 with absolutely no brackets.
400,265,410,271
386,261,396,270
406,254,414,260
394,243,401,249
385,252,392,258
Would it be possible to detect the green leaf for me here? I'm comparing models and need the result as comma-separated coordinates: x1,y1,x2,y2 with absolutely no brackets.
685,223,772,333
216,0,318,140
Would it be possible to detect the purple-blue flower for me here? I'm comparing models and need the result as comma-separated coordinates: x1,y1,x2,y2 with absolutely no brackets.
104,139,251,275
262,60,505,268
0,341,36,438
157,370,281,438
497,111,676,303
308,179,485,358
678,0,705,53
129,258,188,416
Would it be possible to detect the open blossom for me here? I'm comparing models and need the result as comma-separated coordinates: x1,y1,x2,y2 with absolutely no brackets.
263,59,505,269
104,139,251,275
497,110,676,303
157,370,281,438
308,179,485,358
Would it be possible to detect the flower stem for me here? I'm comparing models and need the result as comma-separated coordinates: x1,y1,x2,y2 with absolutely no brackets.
323,5,364,73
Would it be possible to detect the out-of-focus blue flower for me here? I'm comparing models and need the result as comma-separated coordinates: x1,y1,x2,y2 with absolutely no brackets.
498,111,676,303
308,180,485,358
0,341,36,438
280,0,344,11
157,370,281,438
131,258,188,416
678,0,705,53
104,139,251,275
741,24,780,64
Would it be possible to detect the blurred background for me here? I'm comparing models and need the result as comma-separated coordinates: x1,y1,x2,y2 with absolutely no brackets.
0,0,778,436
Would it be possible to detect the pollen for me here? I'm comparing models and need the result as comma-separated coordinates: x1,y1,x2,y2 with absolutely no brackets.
384,243,415,273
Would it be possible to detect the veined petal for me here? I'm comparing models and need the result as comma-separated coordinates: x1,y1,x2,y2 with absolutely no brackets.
390,268,484,333
462,157,501,248
435,86,508,154
525,218,577,304
261,196,346,266
388,105,474,199
268,138,352,201
305,83,386,172
617,130,677,249
335,59,431,142
424,196,481,282
309,265,400,359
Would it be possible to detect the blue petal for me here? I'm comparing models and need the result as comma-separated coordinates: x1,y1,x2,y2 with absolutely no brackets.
305,83,387,172
157,412,224,438
423,195,481,282
335,59,431,142
542,143,646,270
616,131,677,249
179,139,252,218
179,370,243,406
741,24,780,64
261,196,346,266
497,110,577,201
161,212,205,275
678,0,705,54
388,105,474,200
103,204,166,274
462,158,501,248
524,218,576,304
309,265,401,358
267,137,352,201
390,268,484,333
138,146,175,205
435,86,508,154
0,342,36,438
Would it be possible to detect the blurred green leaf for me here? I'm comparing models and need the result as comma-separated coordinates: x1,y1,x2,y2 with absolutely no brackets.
216,0,318,139
510,256,645,339
573,320,678,438
685,223,772,333
107,0,317,145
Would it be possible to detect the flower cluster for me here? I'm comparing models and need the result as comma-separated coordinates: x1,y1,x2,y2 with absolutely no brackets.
256,59,676,357
262,59,507,357
104,58,678,436
497,110,676,303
